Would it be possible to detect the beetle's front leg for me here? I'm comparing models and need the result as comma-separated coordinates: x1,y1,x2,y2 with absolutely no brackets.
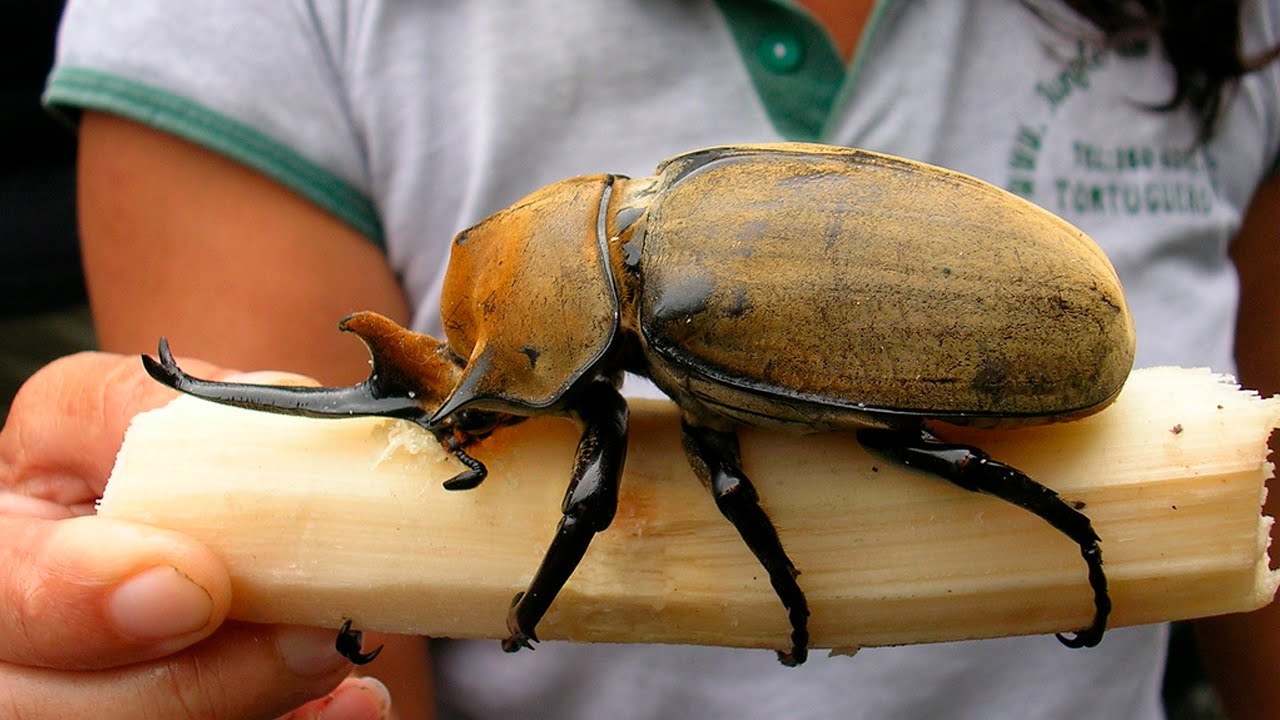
857,427,1110,648
681,422,810,666
503,379,628,652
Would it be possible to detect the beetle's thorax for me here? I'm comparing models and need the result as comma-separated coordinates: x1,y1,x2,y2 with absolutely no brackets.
431,174,627,419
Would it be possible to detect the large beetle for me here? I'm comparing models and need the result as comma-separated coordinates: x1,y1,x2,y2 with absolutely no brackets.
145,143,1135,666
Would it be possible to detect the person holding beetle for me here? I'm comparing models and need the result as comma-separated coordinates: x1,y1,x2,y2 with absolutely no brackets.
2,1,1278,718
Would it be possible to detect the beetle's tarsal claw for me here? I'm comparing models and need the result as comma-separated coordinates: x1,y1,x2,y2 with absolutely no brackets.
501,634,538,653
1056,627,1104,649
442,448,487,490
335,619,383,665
776,646,807,667
501,592,539,652
777,620,810,666
1055,542,1109,649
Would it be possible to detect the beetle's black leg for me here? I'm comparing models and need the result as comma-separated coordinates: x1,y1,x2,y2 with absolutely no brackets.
335,619,383,664
681,422,810,667
503,379,628,653
143,338,430,423
857,427,1109,648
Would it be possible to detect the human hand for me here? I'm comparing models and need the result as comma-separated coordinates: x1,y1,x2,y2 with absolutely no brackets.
0,352,393,719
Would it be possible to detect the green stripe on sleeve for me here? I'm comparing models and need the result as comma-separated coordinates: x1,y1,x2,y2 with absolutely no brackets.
45,66,385,247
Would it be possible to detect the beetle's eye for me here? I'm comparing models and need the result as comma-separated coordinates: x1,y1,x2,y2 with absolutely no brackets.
454,232,469,246
453,409,503,436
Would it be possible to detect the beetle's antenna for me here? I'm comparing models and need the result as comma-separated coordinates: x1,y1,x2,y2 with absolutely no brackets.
442,447,488,490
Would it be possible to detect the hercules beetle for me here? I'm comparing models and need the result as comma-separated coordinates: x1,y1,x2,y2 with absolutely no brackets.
144,143,1135,666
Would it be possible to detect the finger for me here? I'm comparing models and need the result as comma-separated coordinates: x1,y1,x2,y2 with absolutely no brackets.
0,492,76,519
4,623,354,720
0,351,236,503
279,676,393,720
0,514,231,669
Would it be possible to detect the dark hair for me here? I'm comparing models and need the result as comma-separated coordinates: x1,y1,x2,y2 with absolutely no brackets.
1034,1,1280,141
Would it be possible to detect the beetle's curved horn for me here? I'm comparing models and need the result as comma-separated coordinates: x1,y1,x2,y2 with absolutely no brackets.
142,312,462,425
142,338,428,421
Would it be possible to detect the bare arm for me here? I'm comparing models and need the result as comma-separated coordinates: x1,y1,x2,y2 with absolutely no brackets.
1197,171,1280,720
77,111,411,384
77,111,432,719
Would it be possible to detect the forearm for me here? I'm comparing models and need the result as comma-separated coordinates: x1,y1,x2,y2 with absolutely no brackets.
1200,171,1280,720
77,111,411,384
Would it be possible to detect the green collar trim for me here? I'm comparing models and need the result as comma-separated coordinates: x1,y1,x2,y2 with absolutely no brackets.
714,0,893,141
44,66,386,248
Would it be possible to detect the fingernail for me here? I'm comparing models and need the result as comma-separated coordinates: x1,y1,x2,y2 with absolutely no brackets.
276,626,350,677
319,677,392,720
108,565,214,641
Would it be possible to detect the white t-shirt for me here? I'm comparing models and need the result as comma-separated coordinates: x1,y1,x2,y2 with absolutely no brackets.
48,1,1280,718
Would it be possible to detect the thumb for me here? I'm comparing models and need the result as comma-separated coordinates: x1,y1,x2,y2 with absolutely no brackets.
1,351,237,502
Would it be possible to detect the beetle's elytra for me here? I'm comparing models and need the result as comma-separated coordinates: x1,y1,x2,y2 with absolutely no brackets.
145,142,1135,666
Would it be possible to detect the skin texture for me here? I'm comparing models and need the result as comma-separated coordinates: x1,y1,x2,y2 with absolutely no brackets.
75,113,429,720
797,0,875,61
77,114,410,387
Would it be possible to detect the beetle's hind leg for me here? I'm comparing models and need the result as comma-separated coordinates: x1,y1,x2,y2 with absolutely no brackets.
503,379,629,653
857,427,1109,648
682,422,810,666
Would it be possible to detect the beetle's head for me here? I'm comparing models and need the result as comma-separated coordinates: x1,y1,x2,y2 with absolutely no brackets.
339,311,523,439
433,175,621,421
339,311,462,411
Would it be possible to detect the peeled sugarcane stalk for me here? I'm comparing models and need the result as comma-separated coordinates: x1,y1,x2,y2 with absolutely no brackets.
100,366,1278,654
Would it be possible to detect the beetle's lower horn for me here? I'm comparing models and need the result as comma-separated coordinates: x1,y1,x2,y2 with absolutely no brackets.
143,338,429,422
